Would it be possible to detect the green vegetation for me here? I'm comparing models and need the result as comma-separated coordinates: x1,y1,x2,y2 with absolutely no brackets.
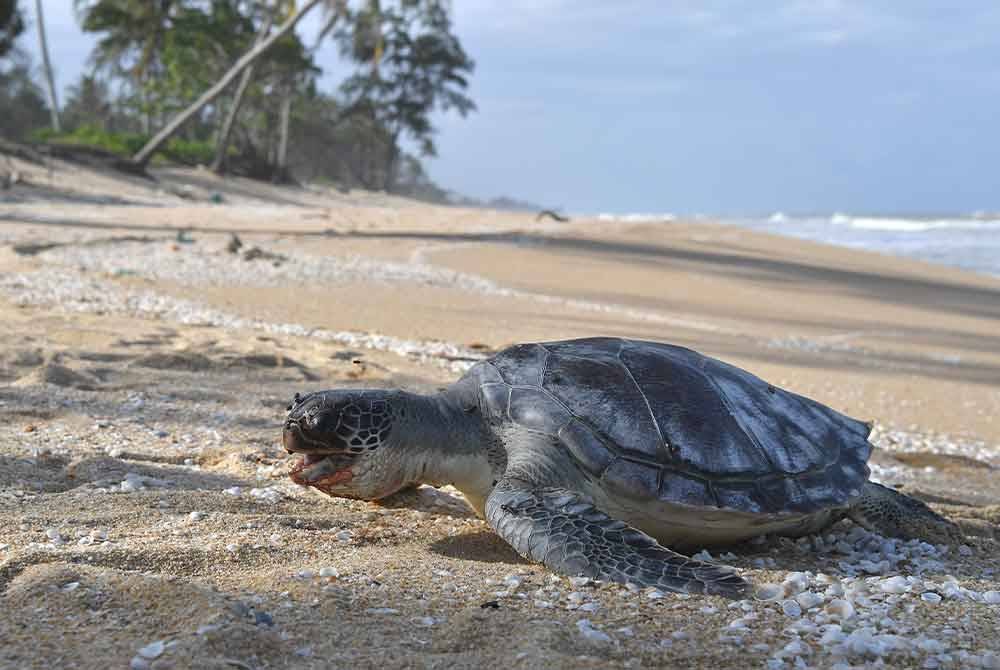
30,125,215,166
0,0,474,199
31,126,146,157
0,0,24,58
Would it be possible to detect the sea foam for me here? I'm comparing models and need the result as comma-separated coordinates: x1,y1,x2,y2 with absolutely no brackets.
830,214,1000,233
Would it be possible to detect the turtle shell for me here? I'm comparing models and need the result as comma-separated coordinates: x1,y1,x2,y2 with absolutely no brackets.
467,337,872,515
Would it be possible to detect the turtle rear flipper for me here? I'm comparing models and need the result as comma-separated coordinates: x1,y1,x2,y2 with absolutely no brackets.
486,479,749,598
848,482,964,545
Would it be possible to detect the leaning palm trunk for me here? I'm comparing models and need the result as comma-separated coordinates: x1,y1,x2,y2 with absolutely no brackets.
210,63,257,174
274,80,293,182
130,0,332,170
34,0,60,132
210,11,276,175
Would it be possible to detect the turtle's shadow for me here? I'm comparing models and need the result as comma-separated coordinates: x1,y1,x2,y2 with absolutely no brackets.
430,518,999,577
0,454,248,493
429,530,528,565
372,485,479,519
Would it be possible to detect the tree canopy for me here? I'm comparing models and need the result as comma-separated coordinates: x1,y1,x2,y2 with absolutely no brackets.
0,50,49,140
336,0,474,188
0,0,25,57
33,0,475,194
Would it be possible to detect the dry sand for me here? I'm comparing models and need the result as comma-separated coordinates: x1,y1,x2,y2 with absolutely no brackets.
1,156,999,669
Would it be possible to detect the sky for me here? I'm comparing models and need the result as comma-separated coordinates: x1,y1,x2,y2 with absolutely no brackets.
20,1,1000,215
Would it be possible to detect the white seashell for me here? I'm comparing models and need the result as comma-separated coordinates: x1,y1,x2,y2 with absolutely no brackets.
783,572,810,596
137,641,166,659
755,583,785,601
819,627,845,646
781,639,812,656
576,619,611,643
795,592,824,610
825,599,854,620
780,600,802,617
824,583,845,598
879,576,909,594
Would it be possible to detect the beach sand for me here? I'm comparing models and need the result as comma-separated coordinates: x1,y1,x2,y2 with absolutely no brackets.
1,157,999,669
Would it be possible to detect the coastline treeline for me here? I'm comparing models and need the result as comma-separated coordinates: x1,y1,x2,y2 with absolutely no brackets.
0,0,474,199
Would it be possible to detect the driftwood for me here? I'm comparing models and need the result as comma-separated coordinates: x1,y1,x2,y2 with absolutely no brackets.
0,138,154,179
0,138,48,166
536,209,570,223
12,235,161,256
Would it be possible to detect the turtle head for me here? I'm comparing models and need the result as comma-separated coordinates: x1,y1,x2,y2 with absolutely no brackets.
283,389,410,500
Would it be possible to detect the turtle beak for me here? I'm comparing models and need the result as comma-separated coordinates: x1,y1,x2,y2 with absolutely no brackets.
282,419,308,453
282,412,349,454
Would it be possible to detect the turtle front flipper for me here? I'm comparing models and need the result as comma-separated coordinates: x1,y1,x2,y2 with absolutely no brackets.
485,479,750,598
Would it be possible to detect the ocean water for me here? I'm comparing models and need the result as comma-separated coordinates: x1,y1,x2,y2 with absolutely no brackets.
719,213,1000,278
592,211,1000,277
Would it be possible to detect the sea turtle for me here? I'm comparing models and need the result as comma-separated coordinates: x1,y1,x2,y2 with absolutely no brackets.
283,337,961,598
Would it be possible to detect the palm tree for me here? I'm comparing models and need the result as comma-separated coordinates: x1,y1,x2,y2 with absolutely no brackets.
129,0,342,170
211,2,280,175
34,0,61,131
75,0,178,132
0,0,25,58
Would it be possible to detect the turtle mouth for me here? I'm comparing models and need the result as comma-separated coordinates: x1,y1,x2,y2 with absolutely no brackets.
283,420,355,489
288,452,355,488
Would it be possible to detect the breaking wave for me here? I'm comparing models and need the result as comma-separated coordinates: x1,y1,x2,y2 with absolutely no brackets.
829,213,1000,233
